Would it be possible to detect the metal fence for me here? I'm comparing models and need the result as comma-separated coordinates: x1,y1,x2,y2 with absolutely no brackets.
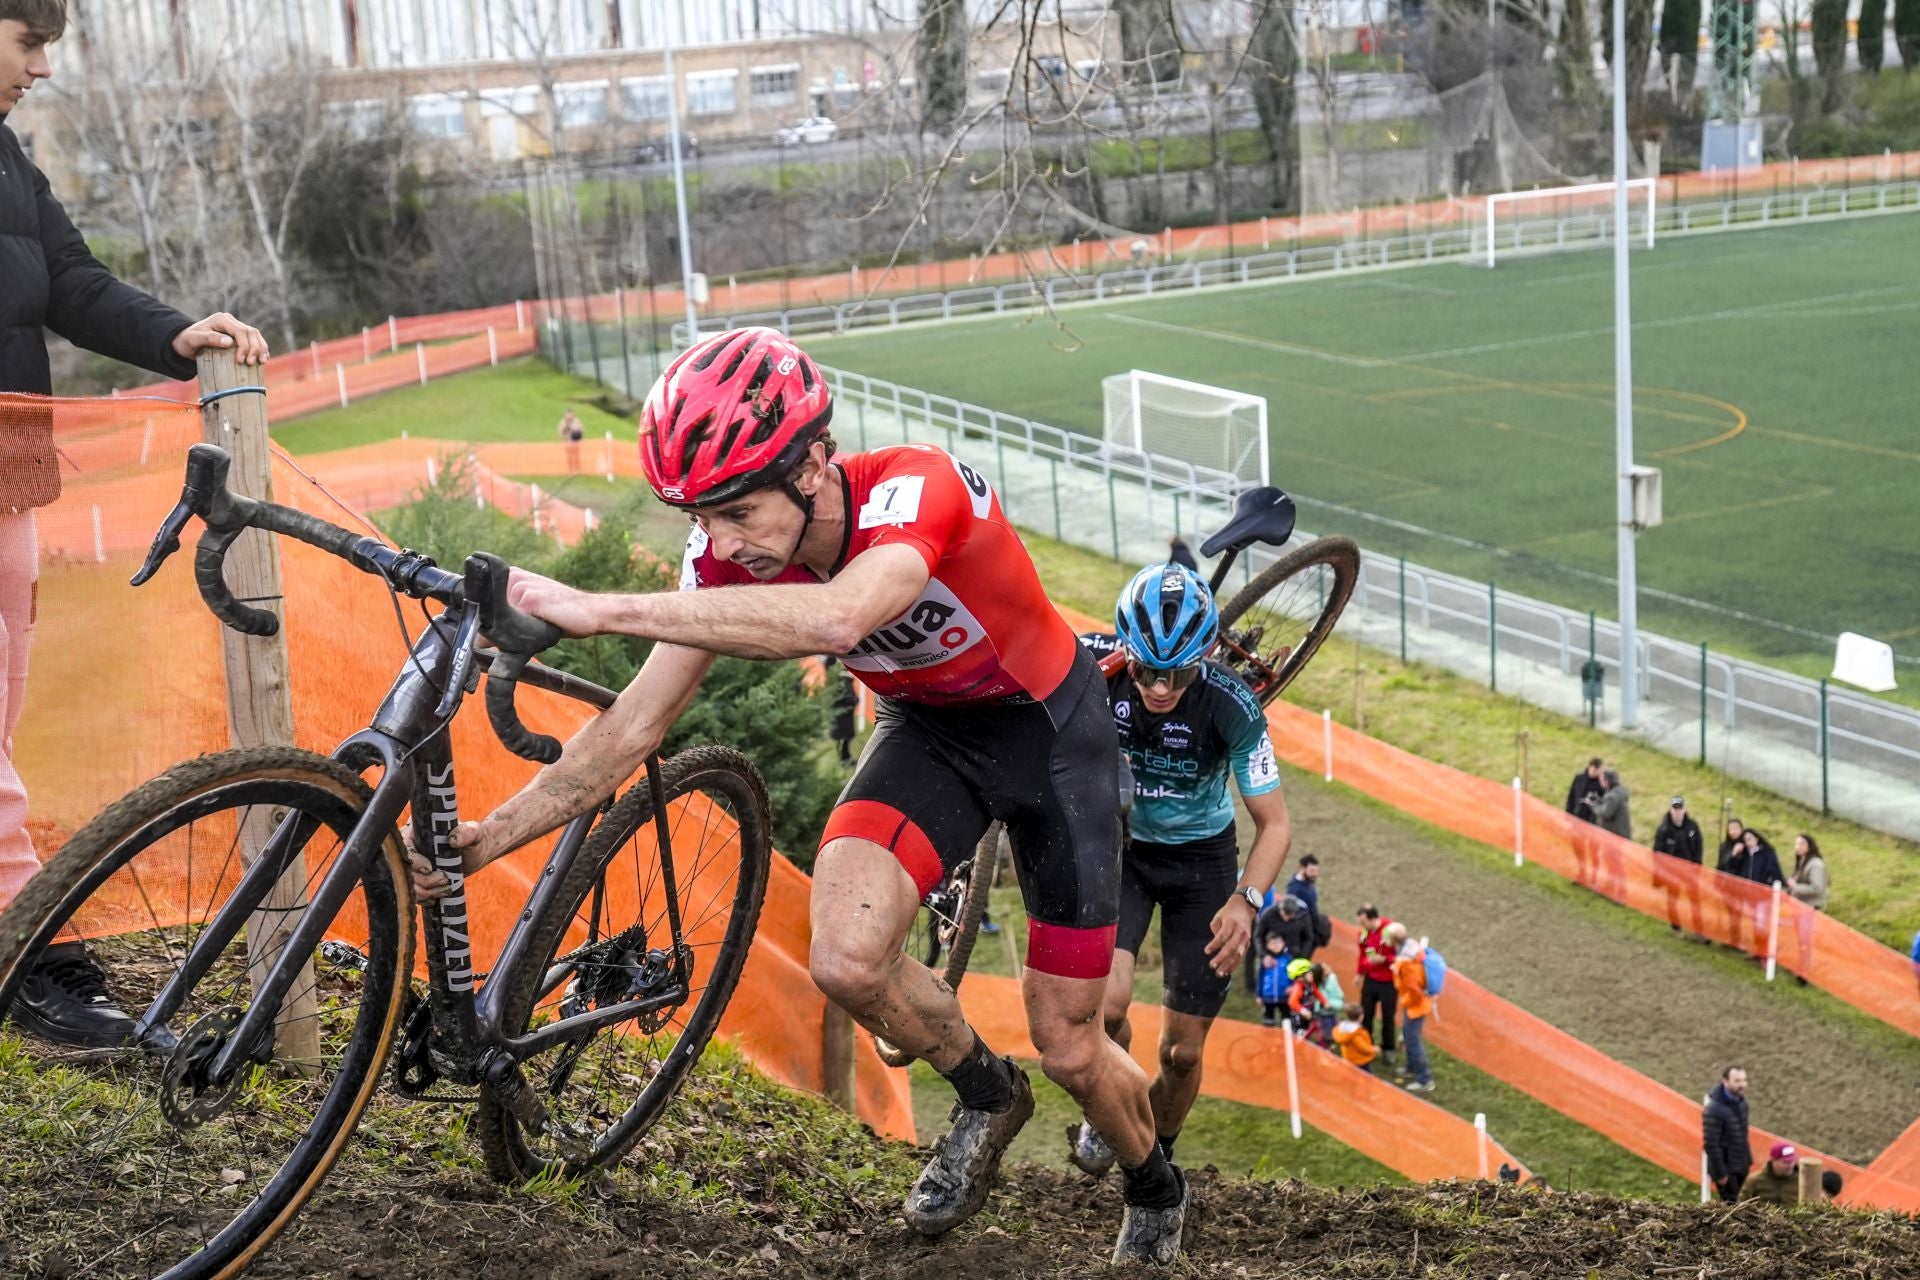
810,363,1920,838
666,180,1920,346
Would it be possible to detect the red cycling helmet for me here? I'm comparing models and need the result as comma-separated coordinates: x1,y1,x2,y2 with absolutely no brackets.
638,326,832,509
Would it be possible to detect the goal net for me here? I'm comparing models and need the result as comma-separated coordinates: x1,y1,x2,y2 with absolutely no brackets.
1482,179,1658,267
1101,371,1270,493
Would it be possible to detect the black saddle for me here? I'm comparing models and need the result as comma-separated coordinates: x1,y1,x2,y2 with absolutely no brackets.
1200,486,1297,558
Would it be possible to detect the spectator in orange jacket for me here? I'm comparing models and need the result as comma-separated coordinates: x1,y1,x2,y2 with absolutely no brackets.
1355,904,1398,1063
1331,1004,1378,1072
1386,923,1434,1092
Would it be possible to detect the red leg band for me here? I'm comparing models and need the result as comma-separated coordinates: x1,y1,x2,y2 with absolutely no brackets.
819,799,945,899
1026,920,1117,980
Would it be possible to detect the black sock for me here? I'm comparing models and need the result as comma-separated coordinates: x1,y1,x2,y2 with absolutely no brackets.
940,1033,1013,1114
1157,1133,1178,1164
1121,1147,1183,1209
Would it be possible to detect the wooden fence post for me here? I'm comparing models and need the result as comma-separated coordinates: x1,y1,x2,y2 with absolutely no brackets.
821,1002,856,1113
1798,1156,1826,1203
199,349,321,1071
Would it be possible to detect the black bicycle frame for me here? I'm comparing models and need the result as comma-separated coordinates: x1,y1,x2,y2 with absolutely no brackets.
141,610,688,1087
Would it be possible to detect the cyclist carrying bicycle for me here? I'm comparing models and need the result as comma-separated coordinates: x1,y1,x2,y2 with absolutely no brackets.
409,327,1189,1262
1070,564,1292,1177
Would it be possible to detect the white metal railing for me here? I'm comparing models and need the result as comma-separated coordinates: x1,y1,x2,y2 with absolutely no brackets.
670,181,1920,347
812,363,1920,813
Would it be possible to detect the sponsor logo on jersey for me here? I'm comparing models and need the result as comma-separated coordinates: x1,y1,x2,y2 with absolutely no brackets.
1114,699,1132,721
1136,749,1201,776
841,578,983,674
951,455,994,519
680,525,710,591
1160,720,1193,750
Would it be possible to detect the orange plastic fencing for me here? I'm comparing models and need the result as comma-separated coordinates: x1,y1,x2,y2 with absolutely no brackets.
1259,699,1920,1045
958,973,1529,1186
2,397,912,1140
118,326,538,422
1323,921,1920,1212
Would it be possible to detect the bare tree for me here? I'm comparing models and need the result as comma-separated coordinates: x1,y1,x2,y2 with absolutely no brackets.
917,0,970,130
1246,0,1302,211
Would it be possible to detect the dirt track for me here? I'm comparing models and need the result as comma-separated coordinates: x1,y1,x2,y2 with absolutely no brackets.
1283,772,1920,1164
41,1165,1906,1280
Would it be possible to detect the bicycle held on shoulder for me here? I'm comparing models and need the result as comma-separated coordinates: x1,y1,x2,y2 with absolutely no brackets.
0,444,773,1280
873,487,1358,1067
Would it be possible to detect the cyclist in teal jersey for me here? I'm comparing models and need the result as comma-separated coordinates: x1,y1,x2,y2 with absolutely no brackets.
1071,564,1292,1204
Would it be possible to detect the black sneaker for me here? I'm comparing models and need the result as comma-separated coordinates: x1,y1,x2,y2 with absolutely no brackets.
1113,1165,1189,1265
903,1058,1034,1235
9,942,136,1048
1066,1120,1116,1177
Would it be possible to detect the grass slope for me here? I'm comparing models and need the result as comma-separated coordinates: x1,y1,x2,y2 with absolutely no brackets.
810,215,1920,675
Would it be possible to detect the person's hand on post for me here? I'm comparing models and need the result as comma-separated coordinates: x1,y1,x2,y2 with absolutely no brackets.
1204,896,1256,977
506,567,607,639
173,313,270,365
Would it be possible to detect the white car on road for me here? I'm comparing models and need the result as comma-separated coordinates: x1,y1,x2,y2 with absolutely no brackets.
774,116,839,146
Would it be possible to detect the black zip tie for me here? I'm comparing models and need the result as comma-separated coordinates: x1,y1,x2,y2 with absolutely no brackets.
234,594,284,604
199,385,268,408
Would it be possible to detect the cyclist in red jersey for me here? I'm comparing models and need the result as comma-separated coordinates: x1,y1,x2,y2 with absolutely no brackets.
409,328,1188,1262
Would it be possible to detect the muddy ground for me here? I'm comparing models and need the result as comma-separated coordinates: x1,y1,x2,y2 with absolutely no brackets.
16,1162,1913,1280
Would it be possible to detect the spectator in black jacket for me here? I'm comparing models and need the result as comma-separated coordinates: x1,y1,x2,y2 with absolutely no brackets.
1255,894,1314,969
1702,1066,1752,1202
1564,756,1605,822
1,0,266,1050
1652,795,1705,937
1741,828,1784,888
1715,817,1751,950
1167,534,1198,572
1564,756,1605,887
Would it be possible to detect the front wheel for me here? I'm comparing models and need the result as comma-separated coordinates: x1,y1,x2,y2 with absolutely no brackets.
873,825,999,1069
477,745,772,1182
0,747,413,1280
1216,536,1360,706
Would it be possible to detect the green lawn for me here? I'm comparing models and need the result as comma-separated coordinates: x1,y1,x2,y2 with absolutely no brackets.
274,358,632,454
809,216,1920,676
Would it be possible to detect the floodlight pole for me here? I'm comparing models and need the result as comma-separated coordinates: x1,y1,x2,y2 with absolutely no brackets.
1612,0,1640,730
663,0,699,345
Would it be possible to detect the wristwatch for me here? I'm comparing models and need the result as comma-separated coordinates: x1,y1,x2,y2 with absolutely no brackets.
1235,885,1262,913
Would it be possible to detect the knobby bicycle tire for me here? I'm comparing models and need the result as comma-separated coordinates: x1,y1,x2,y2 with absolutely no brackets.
1216,536,1360,706
0,747,413,1280
477,745,772,1182
873,825,999,1069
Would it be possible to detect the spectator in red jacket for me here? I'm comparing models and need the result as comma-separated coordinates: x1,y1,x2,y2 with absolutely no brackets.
1355,904,1398,1063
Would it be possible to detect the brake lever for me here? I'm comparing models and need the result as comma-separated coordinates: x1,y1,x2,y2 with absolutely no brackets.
435,603,484,720
130,499,194,587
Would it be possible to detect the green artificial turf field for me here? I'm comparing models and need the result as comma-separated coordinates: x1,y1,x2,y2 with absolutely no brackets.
809,214,1920,670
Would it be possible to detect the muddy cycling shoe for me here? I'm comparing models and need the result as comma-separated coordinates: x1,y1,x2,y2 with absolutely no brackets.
903,1059,1034,1235
1066,1120,1116,1178
9,942,136,1049
1112,1166,1190,1265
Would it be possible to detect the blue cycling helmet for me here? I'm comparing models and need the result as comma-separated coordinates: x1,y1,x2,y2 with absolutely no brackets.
1115,562,1218,669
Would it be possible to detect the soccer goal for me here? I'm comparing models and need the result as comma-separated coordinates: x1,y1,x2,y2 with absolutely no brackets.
1101,370,1270,493
1482,179,1657,268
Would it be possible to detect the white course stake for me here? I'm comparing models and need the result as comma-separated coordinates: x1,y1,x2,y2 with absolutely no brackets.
91,504,105,563
515,299,526,331
1475,1113,1490,1180
1764,881,1783,982
1512,777,1525,867
336,364,349,407
426,457,437,487
1700,1096,1714,1202
416,343,427,385
388,315,399,349
139,421,154,467
1280,1023,1303,1140
1322,709,1333,782
487,326,498,366
605,430,615,481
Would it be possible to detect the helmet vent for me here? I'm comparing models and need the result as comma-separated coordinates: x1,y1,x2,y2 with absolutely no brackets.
678,412,714,477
